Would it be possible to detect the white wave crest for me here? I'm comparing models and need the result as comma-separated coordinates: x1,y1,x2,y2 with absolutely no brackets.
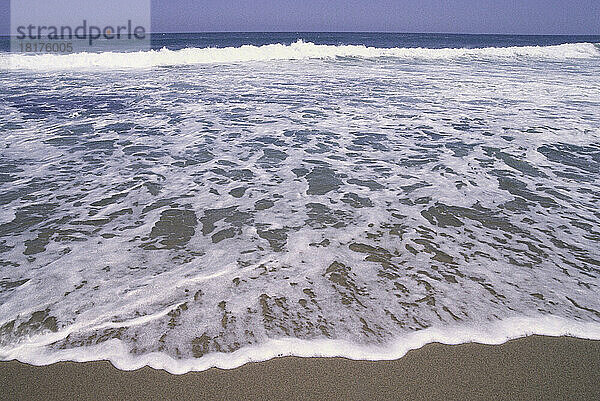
1,40,598,70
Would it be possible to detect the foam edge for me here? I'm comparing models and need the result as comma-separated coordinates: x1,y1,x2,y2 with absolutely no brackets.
1,315,600,375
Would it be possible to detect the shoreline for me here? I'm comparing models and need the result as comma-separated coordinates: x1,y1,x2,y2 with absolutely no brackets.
1,335,599,400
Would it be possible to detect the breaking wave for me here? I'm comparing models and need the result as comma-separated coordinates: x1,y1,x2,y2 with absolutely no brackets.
1,40,599,70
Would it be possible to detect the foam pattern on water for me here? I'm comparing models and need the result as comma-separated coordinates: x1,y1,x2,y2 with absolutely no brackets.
0,49,600,372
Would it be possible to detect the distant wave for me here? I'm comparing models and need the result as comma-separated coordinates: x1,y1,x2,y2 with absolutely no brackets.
1,40,599,70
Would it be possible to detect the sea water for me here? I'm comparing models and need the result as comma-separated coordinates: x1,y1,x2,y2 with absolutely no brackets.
0,33,599,373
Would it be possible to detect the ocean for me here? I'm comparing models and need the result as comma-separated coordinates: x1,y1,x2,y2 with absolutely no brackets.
0,33,599,373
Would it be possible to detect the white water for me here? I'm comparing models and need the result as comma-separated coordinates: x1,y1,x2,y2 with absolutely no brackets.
0,42,599,374
2,316,600,374
1,40,598,70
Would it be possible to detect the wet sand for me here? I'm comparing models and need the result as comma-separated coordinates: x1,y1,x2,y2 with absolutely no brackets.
1,335,599,400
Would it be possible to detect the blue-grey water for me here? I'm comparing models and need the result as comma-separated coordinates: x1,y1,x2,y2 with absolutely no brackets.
0,33,599,372
1,32,599,52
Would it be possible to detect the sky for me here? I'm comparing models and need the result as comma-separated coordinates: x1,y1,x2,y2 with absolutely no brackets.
1,0,599,35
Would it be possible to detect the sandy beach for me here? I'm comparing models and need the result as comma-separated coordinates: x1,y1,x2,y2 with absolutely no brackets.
1,335,599,400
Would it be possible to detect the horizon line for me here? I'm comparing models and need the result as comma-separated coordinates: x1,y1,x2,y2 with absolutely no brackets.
1,31,600,37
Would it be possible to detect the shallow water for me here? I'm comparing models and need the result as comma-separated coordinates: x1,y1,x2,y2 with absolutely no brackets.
0,35,600,372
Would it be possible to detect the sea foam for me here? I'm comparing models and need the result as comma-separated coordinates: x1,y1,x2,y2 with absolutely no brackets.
1,35,599,375
2,315,600,374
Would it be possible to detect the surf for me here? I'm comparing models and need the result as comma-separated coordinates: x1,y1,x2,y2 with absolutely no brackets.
1,40,598,70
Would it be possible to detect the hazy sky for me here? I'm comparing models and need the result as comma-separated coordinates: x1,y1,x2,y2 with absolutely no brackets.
1,0,599,35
